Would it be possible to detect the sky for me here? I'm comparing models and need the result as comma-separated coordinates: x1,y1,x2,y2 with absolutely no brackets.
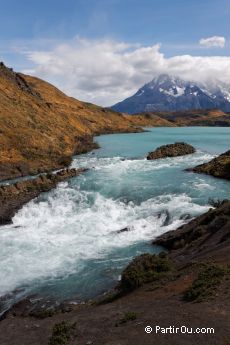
0,0,230,105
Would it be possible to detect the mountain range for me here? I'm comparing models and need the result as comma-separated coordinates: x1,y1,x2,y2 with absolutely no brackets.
1,62,230,181
111,74,230,114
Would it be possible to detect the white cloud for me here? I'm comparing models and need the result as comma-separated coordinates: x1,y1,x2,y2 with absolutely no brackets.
22,37,230,106
199,36,226,48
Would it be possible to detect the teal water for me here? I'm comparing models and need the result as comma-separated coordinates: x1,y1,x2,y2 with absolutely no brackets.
0,127,229,310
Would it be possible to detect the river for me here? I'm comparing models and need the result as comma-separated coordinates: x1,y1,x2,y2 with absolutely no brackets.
0,127,230,311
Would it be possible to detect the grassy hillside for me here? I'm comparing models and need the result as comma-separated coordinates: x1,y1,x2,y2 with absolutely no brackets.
137,109,230,126
0,62,171,181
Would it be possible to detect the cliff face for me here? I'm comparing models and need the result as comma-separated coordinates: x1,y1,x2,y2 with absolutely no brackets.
1,63,169,181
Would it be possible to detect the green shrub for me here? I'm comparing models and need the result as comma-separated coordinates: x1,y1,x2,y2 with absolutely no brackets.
49,321,75,345
120,253,173,292
184,264,229,302
115,311,137,326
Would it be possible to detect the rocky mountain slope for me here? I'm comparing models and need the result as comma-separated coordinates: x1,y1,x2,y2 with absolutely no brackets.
112,74,230,114
0,62,169,181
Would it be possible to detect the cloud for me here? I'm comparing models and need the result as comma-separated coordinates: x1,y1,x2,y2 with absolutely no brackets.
22,37,230,106
199,36,226,48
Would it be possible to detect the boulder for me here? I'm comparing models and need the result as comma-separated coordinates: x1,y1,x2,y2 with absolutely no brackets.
147,142,195,160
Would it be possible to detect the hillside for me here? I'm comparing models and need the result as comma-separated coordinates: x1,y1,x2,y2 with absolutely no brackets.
138,109,230,126
0,62,170,181
112,74,230,114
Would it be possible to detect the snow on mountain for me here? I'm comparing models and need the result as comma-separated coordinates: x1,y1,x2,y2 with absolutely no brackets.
111,74,230,114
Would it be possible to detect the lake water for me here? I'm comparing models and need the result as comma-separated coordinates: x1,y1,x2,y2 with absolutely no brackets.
0,127,230,312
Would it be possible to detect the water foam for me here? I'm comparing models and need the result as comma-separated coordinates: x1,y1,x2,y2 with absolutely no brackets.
0,149,217,300
0,183,208,298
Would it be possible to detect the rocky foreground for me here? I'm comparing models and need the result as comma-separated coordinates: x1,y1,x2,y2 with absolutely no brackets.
147,142,195,160
190,149,230,180
0,201,229,345
0,168,86,225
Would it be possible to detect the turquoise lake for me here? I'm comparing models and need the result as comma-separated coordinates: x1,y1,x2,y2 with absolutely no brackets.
0,127,230,311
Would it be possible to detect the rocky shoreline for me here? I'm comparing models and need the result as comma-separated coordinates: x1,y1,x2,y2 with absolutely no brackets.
188,149,230,180
0,198,229,345
0,168,87,225
154,199,230,263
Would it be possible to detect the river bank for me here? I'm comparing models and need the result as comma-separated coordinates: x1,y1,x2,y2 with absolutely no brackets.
0,200,229,345
0,127,229,344
0,168,87,225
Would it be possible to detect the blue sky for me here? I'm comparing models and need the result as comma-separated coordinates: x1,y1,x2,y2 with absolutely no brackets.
1,0,230,105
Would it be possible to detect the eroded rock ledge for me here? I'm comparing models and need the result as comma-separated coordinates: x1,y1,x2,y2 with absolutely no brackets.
153,200,230,263
189,149,230,180
147,142,195,160
0,168,87,225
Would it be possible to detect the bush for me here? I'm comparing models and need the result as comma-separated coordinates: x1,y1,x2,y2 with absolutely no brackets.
49,321,75,345
184,264,229,302
116,312,137,326
119,253,173,292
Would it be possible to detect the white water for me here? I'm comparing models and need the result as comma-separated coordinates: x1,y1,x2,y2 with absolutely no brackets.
0,127,230,308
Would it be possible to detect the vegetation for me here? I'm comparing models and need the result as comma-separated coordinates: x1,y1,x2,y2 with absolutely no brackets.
221,338,230,345
184,264,229,302
116,312,137,326
49,321,75,345
120,253,173,292
30,308,55,319
0,62,165,181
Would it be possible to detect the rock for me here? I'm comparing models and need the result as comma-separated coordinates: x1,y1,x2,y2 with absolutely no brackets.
116,226,132,234
147,142,195,160
189,149,230,180
0,168,87,225
153,200,230,262
179,213,191,220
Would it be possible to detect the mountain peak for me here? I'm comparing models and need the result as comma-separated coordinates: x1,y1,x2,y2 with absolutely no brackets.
111,74,230,114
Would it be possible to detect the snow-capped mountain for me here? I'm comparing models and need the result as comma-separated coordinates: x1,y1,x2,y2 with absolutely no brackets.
111,74,230,114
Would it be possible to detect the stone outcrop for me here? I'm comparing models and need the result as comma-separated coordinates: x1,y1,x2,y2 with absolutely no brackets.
190,149,230,180
153,200,230,262
147,142,195,160
0,168,86,225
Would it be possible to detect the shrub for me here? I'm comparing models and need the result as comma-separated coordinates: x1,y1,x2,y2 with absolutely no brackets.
184,264,229,302
116,312,137,326
119,253,173,292
49,321,75,345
